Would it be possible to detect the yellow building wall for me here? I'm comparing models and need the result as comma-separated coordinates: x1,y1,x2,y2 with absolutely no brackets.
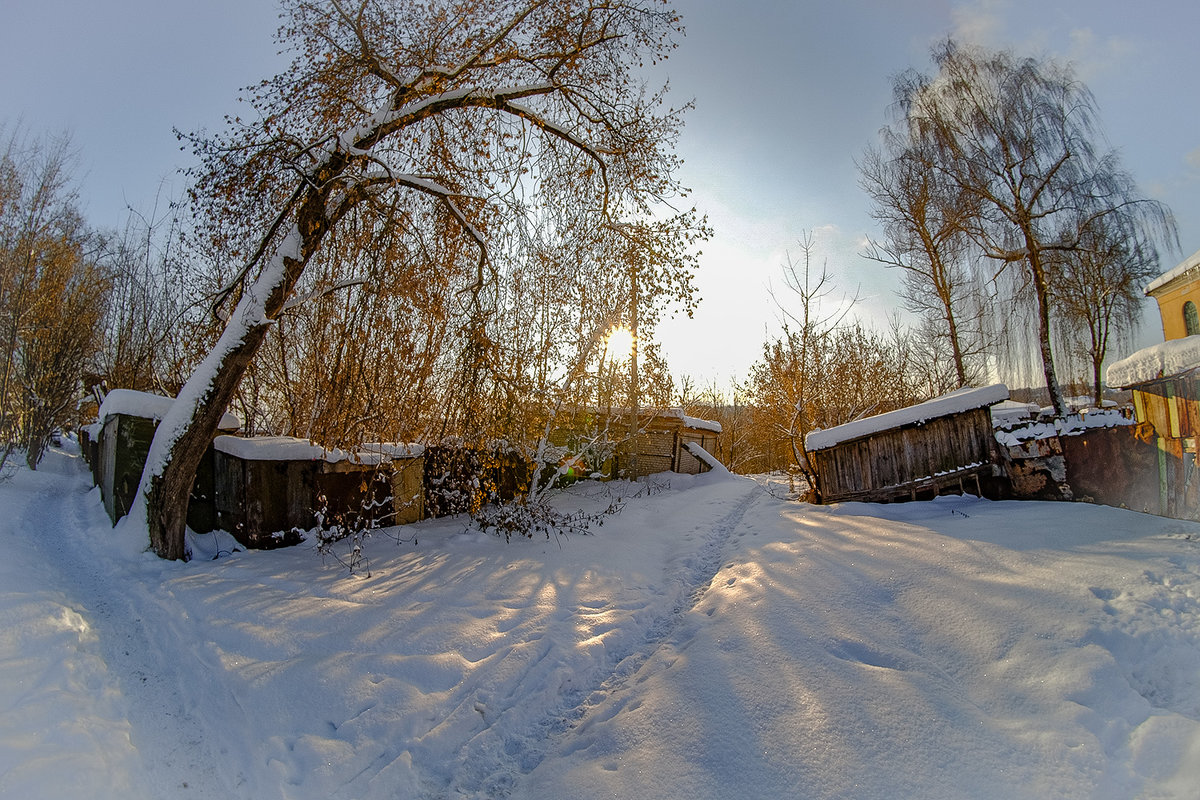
1152,279,1200,341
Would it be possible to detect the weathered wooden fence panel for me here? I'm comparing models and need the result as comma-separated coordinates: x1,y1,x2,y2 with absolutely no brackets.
1060,423,1161,515
212,436,406,549
95,390,237,529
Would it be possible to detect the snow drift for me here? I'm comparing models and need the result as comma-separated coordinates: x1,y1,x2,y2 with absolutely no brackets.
2,443,1199,799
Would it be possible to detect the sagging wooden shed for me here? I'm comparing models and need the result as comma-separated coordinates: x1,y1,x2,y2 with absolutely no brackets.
1106,336,1200,518
805,384,1009,504
211,436,404,549
615,409,723,479
548,407,723,480
94,389,240,526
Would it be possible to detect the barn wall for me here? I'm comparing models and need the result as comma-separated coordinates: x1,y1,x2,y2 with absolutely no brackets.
812,408,994,503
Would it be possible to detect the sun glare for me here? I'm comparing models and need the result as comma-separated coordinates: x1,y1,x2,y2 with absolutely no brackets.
605,325,636,364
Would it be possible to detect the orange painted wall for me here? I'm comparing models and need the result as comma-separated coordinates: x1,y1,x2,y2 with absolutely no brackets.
1152,279,1200,341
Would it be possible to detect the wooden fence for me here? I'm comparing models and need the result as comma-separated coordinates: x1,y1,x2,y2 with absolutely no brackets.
83,395,726,550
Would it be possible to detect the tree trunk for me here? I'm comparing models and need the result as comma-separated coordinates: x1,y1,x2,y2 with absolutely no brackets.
628,266,639,479
145,321,273,559
1027,246,1067,416
137,187,332,559
944,301,967,387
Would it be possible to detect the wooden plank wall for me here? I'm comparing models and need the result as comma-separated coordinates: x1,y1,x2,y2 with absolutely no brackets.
213,453,402,549
812,408,993,503
677,430,719,475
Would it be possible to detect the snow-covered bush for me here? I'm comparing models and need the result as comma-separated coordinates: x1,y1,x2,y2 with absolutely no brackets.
473,490,623,543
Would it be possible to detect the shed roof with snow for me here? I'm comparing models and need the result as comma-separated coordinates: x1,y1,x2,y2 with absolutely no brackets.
1106,336,1200,389
98,388,241,432
805,384,1010,452
213,435,387,465
1106,337,1200,456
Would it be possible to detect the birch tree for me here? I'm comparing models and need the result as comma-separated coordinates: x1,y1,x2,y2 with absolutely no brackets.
1052,219,1160,405
859,131,983,387
897,40,1173,415
133,0,700,559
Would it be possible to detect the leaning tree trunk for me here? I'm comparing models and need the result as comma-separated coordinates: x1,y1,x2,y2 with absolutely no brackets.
134,188,334,559
144,321,276,559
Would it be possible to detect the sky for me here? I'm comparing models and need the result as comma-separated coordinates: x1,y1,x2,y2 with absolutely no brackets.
2,0,1199,388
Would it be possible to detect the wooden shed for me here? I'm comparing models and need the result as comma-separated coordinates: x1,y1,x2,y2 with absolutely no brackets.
615,409,723,479
1106,337,1200,519
805,384,1009,504
546,407,723,481
211,436,399,549
94,389,240,526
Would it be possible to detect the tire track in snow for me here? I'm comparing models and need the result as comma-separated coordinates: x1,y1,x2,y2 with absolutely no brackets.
449,478,763,798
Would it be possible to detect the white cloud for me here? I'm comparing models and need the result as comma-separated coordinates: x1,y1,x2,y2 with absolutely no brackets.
1186,146,1200,171
949,0,1009,46
1065,26,1138,81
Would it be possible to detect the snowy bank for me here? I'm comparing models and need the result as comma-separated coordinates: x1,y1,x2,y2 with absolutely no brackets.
4,450,1200,800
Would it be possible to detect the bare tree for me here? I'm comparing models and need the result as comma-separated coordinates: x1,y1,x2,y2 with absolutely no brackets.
760,236,843,487
0,125,109,470
860,129,985,387
96,195,206,398
896,40,1174,415
1052,219,1160,405
133,0,700,558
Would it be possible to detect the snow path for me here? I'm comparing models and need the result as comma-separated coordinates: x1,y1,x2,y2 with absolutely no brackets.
446,478,763,796
3,450,234,797
0,456,140,797
515,495,1200,800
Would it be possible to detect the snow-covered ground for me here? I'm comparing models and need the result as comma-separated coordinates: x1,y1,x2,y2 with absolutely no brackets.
3,444,1200,799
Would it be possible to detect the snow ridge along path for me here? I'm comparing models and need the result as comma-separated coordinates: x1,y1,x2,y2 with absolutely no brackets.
5,450,234,798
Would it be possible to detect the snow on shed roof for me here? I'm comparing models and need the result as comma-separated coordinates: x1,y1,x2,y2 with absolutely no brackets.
362,442,426,458
1106,335,1200,388
213,435,386,464
805,384,1010,452
665,408,722,434
1145,246,1200,296
98,389,241,431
